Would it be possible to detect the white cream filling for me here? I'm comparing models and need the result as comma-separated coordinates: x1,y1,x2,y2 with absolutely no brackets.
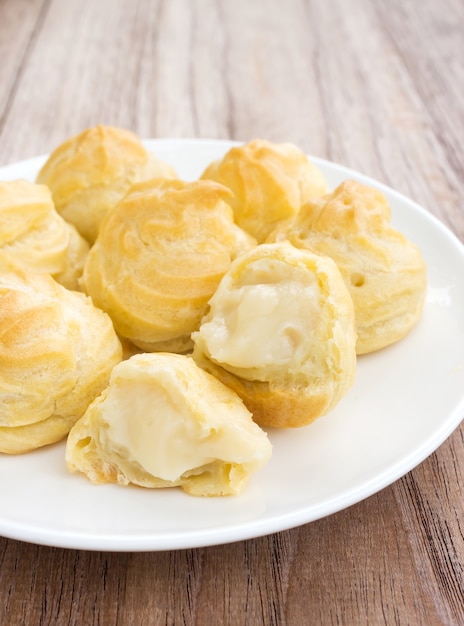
100,371,269,482
198,258,320,372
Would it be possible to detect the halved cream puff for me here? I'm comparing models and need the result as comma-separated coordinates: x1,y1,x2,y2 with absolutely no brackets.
65,353,272,496
192,242,357,428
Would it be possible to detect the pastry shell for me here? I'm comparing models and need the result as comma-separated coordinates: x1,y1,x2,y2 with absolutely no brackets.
36,125,176,243
0,271,122,454
269,180,427,354
201,139,328,243
0,179,89,290
81,177,256,353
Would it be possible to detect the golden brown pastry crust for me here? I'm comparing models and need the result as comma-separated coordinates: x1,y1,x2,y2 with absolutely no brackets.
0,271,122,454
65,353,272,496
36,125,176,243
201,139,328,242
269,180,427,354
192,242,357,428
0,179,89,290
81,177,256,353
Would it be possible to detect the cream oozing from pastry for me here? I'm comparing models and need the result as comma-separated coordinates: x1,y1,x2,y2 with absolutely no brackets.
93,358,270,483
196,258,320,377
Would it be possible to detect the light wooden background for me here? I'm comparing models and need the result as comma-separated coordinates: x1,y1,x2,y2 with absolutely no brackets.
1,0,463,624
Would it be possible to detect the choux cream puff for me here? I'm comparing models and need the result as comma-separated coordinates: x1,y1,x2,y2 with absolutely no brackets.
0,271,122,454
81,177,256,353
36,125,176,243
0,179,89,290
65,352,272,496
201,139,328,242
192,242,357,428
268,180,427,354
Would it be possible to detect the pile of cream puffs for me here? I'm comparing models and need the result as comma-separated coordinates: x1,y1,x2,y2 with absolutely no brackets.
0,126,427,496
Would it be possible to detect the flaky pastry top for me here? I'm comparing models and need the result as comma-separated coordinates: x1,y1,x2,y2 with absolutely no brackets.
36,125,176,243
0,179,89,290
201,139,328,242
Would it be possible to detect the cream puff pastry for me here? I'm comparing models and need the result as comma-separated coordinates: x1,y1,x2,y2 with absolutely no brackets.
0,271,122,454
36,125,176,243
81,178,256,353
0,179,89,290
201,139,328,242
192,242,357,428
65,353,272,496
269,180,427,354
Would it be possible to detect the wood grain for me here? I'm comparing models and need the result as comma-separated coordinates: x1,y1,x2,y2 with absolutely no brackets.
0,0,463,624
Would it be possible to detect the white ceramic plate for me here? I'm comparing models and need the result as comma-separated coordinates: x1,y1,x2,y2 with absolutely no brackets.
1,139,464,552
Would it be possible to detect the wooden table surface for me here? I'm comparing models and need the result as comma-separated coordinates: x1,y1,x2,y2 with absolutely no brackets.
1,0,463,624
